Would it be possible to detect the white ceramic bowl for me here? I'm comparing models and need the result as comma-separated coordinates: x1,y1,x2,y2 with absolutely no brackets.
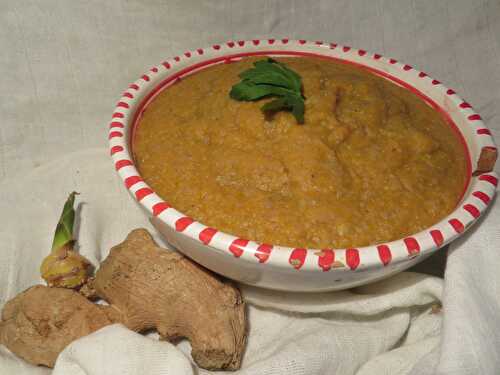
109,39,497,292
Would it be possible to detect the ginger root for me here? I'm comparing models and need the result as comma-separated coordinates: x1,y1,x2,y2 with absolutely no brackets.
40,192,92,289
93,229,247,370
40,244,92,289
0,229,247,371
0,285,112,367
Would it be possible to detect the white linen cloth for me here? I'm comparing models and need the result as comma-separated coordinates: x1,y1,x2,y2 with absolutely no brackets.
1,1,499,374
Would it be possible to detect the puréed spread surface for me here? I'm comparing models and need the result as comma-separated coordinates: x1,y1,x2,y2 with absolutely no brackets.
133,57,467,249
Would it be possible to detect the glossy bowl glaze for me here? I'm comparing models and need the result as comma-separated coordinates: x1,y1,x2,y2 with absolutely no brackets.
109,39,497,292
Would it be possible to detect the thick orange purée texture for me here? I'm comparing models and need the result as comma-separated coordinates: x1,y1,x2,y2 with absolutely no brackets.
133,57,467,249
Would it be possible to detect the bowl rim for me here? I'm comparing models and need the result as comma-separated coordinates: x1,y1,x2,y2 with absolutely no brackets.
109,39,498,273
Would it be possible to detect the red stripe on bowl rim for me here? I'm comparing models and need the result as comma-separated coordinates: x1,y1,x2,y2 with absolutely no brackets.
345,249,360,270
404,237,420,256
114,159,133,170
430,230,444,247
229,238,249,257
289,248,307,269
479,174,498,187
110,145,124,155
199,227,218,245
124,175,143,188
317,249,335,271
449,219,465,233
477,128,491,135
377,245,392,266
472,191,491,204
152,202,170,216
109,131,123,139
463,204,480,219
255,243,273,263
135,187,153,201
116,101,130,109
175,217,194,232
108,39,497,274
109,121,125,129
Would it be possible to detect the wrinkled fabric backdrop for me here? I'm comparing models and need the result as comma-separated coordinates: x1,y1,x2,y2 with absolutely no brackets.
1,1,499,374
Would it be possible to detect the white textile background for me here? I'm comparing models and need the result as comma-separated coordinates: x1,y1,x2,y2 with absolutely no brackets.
1,1,499,374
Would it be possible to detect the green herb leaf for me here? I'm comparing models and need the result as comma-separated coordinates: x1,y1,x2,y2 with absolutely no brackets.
51,192,78,252
230,82,295,101
261,97,288,113
229,58,305,124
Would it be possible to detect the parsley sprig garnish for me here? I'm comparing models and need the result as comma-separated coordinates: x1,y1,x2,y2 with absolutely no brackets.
229,58,306,124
